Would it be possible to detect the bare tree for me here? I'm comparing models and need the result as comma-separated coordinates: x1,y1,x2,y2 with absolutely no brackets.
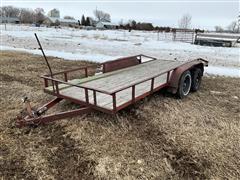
34,8,45,24
93,9,110,22
19,8,35,23
1,6,20,17
0,8,3,17
64,16,75,20
215,26,224,32
228,21,239,33
178,14,192,29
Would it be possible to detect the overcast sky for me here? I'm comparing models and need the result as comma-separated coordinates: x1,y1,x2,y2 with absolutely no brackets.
2,0,239,30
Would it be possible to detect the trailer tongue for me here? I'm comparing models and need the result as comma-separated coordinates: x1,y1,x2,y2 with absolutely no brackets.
16,34,208,128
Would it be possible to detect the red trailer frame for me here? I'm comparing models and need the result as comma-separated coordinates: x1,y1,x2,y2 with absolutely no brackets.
16,54,208,127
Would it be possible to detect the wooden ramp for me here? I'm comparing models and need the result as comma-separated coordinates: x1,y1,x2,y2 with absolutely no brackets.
45,59,186,110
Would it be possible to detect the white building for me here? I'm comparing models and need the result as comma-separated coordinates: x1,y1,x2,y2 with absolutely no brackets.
96,21,119,29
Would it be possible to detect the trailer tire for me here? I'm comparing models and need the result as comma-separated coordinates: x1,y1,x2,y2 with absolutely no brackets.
177,70,192,99
191,68,203,92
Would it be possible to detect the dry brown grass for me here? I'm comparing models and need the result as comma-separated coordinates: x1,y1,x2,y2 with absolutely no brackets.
0,51,239,179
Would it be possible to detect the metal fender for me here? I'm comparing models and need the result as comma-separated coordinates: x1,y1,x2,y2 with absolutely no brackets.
168,59,208,94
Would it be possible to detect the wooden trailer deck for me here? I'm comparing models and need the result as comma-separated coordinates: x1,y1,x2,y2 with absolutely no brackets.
16,35,209,127
44,59,187,111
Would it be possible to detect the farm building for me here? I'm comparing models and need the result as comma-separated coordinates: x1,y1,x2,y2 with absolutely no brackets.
0,17,20,24
96,21,119,29
43,17,79,26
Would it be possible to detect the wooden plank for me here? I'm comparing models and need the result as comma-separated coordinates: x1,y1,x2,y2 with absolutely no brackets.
46,59,186,110
80,60,184,92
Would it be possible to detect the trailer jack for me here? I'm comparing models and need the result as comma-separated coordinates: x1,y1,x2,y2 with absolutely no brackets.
16,97,91,128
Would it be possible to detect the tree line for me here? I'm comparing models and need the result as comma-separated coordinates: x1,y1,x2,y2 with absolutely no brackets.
1,6,239,33
0,6,46,24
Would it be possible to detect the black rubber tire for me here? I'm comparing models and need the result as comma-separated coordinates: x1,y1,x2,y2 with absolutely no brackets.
177,70,192,99
191,68,203,92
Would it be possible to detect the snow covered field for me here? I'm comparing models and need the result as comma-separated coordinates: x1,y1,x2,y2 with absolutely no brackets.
0,24,239,77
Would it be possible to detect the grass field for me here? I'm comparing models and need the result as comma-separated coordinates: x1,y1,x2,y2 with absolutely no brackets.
0,51,239,179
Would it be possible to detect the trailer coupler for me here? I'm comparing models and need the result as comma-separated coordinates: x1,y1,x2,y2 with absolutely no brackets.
16,97,91,128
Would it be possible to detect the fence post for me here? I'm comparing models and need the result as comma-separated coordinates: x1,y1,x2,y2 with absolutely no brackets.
173,31,176,41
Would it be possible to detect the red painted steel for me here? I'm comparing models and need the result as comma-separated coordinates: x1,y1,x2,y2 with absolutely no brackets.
43,88,114,114
15,55,206,128
16,106,91,128
102,56,140,73
168,58,208,93
41,57,207,115
17,55,208,127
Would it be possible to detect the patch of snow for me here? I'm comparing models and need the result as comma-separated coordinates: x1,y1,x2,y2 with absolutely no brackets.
1,24,239,77
0,45,120,62
232,96,239,99
205,66,240,78
210,91,223,95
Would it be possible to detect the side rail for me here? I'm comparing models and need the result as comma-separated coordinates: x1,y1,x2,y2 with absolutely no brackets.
42,54,157,88
43,64,99,85
41,76,115,113
43,54,156,85
102,54,157,73
41,54,159,113
109,70,171,112
42,70,171,113
108,58,208,112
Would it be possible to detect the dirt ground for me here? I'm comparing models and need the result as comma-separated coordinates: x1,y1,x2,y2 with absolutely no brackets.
0,51,239,179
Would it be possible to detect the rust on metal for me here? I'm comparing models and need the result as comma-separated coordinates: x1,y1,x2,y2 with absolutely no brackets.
16,106,91,128
102,56,140,73
17,50,208,127
168,58,208,93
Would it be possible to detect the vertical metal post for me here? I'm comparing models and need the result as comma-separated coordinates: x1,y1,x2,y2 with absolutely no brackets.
112,93,116,112
192,32,195,44
34,33,55,91
85,88,89,103
55,81,59,94
93,90,97,105
132,85,135,103
151,78,154,92
167,71,170,83
64,73,68,82
85,68,88,77
44,78,49,87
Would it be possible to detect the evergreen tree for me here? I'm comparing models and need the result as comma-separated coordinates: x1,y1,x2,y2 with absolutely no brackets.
81,15,86,26
86,17,91,26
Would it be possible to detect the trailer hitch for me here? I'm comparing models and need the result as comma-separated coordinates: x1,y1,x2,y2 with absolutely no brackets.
16,97,91,128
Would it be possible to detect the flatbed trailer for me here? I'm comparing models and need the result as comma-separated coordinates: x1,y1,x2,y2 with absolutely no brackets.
17,54,208,127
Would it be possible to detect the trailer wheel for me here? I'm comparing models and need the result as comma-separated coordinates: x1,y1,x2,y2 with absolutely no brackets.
177,70,192,98
191,68,203,92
